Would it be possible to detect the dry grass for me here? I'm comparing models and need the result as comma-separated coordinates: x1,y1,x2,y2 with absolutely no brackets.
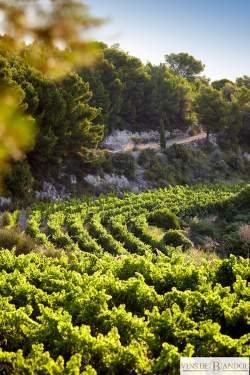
0,227,66,259
239,224,250,243
37,246,65,259
147,225,166,241
0,228,36,255
184,247,219,266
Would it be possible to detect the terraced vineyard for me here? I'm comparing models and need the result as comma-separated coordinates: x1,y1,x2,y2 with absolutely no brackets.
26,184,244,255
0,184,249,374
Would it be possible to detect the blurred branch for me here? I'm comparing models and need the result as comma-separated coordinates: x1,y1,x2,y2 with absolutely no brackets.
0,0,104,77
0,87,36,166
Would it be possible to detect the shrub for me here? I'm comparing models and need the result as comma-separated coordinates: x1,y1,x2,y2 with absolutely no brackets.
137,149,158,168
148,209,180,230
4,161,34,199
1,212,12,227
110,153,136,179
235,185,250,208
0,228,36,254
144,162,168,185
223,230,249,257
190,218,217,237
162,229,193,250
215,256,237,286
165,144,193,163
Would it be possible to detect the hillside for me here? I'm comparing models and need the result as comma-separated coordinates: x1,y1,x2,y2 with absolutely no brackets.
1,43,250,200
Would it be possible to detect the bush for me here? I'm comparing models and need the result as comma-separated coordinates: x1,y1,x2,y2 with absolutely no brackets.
165,144,194,163
109,153,136,179
5,161,34,199
1,212,12,227
162,229,193,250
144,161,168,186
148,209,180,230
223,230,249,257
215,257,237,286
137,149,158,168
0,228,36,254
234,185,250,208
190,218,217,237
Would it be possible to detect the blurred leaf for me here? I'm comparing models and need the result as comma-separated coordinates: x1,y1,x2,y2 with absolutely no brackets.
0,0,104,78
0,87,36,165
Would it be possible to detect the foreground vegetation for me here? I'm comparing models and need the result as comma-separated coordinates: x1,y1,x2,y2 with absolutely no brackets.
0,249,248,374
0,184,249,374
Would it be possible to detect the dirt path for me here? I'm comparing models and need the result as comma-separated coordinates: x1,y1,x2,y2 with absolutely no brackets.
122,131,207,152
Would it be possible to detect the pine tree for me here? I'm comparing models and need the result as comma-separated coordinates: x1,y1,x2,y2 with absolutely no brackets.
160,119,166,150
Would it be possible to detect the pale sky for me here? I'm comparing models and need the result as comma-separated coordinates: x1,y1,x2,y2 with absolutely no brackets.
88,0,250,81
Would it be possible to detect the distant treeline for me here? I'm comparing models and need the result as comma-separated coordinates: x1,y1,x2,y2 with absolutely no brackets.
0,43,249,196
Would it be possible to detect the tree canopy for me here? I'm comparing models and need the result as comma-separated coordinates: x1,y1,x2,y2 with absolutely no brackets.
195,86,227,138
165,52,205,80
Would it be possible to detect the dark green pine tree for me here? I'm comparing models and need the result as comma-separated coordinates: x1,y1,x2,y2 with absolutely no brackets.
160,118,166,150
59,73,104,156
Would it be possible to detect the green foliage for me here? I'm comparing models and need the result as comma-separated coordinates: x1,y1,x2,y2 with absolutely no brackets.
236,75,250,89
0,210,20,229
5,161,34,199
138,149,159,168
0,184,249,373
0,1,103,76
212,79,234,90
0,55,104,193
160,119,166,150
149,65,193,130
190,218,217,238
109,153,136,179
80,46,195,133
1,212,12,227
195,86,227,138
1,37,249,198
59,73,104,154
215,256,238,286
129,215,165,250
228,184,250,209
166,144,194,162
0,85,36,178
165,52,204,80
222,230,248,257
0,0,105,191
0,248,248,374
138,144,248,189
22,183,245,259
162,229,193,250
148,209,180,230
